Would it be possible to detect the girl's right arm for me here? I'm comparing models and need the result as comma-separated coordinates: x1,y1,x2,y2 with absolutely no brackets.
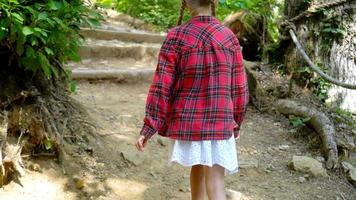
231,41,249,138
139,33,177,140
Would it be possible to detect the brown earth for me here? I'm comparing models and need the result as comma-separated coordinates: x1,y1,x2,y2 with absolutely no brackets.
1,82,355,200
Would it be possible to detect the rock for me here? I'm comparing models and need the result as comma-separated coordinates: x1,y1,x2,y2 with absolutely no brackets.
341,162,356,186
316,156,325,163
75,178,86,190
156,137,167,147
266,164,275,171
28,163,41,172
298,177,306,183
239,157,258,169
120,149,145,166
289,156,328,177
278,144,289,151
226,189,243,200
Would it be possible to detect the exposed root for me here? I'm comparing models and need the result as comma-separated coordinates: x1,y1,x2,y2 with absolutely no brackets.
274,99,339,169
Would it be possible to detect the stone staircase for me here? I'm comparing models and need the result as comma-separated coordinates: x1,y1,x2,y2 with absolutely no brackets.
69,13,166,83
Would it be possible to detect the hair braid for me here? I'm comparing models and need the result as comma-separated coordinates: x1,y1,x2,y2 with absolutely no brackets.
211,1,216,16
177,0,186,26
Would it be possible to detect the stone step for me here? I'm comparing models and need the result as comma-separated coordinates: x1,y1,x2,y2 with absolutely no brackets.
71,67,155,83
68,58,157,70
80,28,166,44
79,39,161,60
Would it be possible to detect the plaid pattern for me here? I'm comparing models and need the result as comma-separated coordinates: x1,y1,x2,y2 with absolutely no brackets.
140,16,249,141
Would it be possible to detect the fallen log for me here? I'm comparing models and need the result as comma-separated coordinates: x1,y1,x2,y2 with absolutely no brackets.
274,99,338,169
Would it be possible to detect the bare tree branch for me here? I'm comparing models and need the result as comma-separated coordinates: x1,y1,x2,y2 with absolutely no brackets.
289,29,356,90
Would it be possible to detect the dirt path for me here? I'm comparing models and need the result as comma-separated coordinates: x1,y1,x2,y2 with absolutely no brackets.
0,82,355,200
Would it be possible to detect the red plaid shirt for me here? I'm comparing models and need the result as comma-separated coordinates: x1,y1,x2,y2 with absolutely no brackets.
140,16,249,141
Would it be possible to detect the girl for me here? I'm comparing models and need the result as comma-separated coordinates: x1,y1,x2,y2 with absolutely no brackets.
135,0,249,199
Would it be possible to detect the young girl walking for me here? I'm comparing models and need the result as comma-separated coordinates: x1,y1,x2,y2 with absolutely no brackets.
135,0,249,199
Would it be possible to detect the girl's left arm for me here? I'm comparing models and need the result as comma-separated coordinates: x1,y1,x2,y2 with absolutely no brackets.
139,33,177,140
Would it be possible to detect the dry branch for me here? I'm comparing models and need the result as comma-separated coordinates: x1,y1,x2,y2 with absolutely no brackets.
274,99,338,169
288,29,356,90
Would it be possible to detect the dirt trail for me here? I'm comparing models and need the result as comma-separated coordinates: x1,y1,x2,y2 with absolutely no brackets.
1,10,355,200
1,82,355,200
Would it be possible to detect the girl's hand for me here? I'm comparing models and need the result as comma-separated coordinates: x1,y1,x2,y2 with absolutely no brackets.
135,135,148,151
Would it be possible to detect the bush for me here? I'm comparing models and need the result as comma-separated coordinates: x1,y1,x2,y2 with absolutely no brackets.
95,0,282,40
0,0,101,79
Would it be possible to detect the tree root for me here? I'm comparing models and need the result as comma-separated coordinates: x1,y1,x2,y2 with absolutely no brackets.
0,85,96,187
1,115,27,186
274,99,339,169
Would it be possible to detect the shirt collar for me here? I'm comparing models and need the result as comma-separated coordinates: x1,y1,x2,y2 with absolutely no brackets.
189,15,220,24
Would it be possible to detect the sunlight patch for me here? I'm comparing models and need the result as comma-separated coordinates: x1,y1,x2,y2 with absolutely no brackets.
105,178,148,199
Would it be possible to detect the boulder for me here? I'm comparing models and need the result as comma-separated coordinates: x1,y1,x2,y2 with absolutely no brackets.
289,155,328,177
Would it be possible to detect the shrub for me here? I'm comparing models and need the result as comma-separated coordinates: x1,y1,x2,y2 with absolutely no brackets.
0,0,101,79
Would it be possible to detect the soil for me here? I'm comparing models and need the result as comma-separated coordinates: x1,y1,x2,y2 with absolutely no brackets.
1,81,355,200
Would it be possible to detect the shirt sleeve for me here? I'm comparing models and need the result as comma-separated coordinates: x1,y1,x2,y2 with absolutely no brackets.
231,40,249,138
139,34,177,139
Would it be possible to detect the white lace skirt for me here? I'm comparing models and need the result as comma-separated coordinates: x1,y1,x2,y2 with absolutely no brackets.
168,134,239,175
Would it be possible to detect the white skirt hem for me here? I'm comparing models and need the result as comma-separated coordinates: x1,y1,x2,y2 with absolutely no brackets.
167,134,239,176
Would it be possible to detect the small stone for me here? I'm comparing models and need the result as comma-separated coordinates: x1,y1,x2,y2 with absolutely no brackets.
316,156,325,163
239,156,258,169
149,172,157,178
96,162,105,169
76,178,86,190
278,144,289,151
289,155,328,177
226,189,243,200
120,149,145,166
267,164,275,171
298,177,306,183
28,163,41,172
156,137,166,147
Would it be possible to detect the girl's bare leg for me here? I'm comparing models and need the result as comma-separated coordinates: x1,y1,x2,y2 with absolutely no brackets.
190,165,206,200
204,165,226,200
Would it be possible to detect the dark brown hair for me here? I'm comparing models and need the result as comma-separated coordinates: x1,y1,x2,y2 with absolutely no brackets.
177,0,216,26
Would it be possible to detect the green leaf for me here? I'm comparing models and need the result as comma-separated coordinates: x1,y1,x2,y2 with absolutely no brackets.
38,12,48,21
23,26,34,36
11,13,24,24
69,81,77,93
9,0,19,4
44,47,54,55
34,27,48,37
39,53,52,76
16,35,25,55
0,28,7,40
48,0,63,10
43,138,54,150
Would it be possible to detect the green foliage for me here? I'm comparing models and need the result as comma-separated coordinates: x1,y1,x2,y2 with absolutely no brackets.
295,65,331,102
289,115,311,129
96,0,184,30
0,0,101,80
218,0,283,43
333,107,356,129
313,9,347,52
95,0,283,37
43,138,55,150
